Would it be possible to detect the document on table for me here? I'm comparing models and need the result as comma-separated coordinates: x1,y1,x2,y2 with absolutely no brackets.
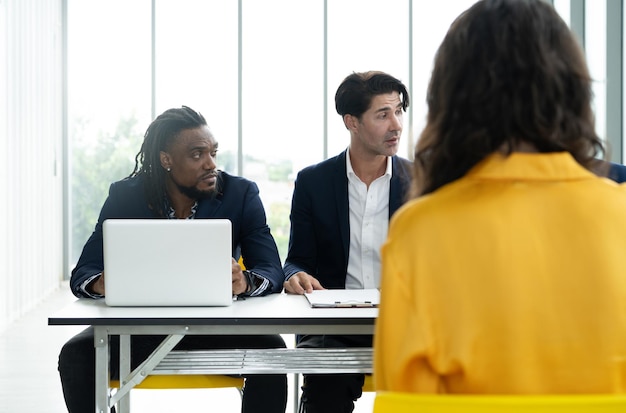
304,289,380,308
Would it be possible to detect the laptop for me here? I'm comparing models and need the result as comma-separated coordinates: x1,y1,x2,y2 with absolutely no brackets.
103,219,233,307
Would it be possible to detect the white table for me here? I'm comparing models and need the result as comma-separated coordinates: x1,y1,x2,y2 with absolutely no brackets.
48,292,377,413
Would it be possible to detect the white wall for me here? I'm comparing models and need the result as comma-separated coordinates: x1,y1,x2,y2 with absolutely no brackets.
0,0,64,332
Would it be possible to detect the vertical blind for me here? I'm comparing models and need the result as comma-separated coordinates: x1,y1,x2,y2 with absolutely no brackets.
0,0,64,332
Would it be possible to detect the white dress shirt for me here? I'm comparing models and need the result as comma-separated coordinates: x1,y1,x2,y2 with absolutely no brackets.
345,148,392,289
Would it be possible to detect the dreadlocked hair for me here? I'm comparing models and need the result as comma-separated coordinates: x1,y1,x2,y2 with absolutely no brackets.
128,106,208,217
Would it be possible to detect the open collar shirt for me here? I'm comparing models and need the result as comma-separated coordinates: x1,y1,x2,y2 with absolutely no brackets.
345,148,392,289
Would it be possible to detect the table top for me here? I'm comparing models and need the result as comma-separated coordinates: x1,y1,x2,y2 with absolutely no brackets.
48,292,378,328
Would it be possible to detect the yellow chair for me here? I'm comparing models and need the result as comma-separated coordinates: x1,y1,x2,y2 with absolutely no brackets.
109,376,244,411
372,392,626,413
110,375,244,392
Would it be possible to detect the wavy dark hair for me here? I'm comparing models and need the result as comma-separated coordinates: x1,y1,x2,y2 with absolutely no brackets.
335,71,409,118
413,0,605,197
128,106,208,216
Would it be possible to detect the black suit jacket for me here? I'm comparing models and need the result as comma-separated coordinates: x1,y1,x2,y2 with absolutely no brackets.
283,150,412,288
70,171,283,297
609,162,626,183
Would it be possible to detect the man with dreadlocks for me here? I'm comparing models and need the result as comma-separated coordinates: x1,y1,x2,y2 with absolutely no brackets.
58,106,287,413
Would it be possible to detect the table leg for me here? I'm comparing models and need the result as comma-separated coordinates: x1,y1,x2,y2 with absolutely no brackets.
109,334,185,408
118,334,131,413
94,327,109,413
293,373,301,413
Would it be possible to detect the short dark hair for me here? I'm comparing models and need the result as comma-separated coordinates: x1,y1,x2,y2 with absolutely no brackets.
335,71,409,119
129,105,208,216
414,0,604,196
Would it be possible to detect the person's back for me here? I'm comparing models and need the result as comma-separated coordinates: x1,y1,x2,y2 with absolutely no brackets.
377,151,626,393
374,0,626,394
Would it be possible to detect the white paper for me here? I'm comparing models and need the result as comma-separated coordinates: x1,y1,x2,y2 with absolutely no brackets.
304,289,380,308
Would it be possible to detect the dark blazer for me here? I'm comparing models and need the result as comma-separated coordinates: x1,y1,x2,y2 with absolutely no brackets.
70,171,283,298
609,162,626,183
283,150,412,289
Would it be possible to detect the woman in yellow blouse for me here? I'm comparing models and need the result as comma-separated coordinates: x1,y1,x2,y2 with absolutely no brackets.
374,0,626,394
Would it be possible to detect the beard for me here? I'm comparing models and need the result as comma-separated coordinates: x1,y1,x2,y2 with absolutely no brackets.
173,174,219,200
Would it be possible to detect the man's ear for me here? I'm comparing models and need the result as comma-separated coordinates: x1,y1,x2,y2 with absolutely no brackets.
343,114,358,132
160,151,172,171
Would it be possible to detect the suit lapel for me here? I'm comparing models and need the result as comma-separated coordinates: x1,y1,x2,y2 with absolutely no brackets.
389,156,411,218
333,151,350,259
196,197,222,218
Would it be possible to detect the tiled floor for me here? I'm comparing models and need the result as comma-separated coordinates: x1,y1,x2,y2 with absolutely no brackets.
0,284,374,413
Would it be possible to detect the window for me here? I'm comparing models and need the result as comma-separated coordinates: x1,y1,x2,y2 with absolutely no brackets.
412,0,478,151
241,0,324,258
585,0,607,148
154,0,239,171
67,0,151,264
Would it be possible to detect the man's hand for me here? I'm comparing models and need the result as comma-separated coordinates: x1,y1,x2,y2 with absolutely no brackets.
88,273,106,295
283,271,325,295
231,257,249,296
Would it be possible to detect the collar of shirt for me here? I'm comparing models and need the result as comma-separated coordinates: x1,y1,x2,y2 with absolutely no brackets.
345,147,393,182
166,200,199,219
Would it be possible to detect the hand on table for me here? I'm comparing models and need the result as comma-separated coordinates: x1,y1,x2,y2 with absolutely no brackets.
284,272,325,295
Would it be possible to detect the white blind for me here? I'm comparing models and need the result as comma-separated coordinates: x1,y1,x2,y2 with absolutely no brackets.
0,0,64,332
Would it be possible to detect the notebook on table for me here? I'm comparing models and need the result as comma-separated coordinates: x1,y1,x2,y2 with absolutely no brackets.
304,289,380,308
103,218,233,307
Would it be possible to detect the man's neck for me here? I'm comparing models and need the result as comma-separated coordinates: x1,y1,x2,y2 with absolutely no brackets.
165,183,197,219
348,148,389,187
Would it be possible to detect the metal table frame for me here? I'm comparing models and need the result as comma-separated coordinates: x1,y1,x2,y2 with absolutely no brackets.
49,292,377,413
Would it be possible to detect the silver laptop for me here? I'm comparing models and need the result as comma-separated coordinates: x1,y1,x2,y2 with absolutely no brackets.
103,219,233,307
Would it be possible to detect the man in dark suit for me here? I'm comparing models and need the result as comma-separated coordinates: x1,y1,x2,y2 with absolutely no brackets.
58,106,287,413
283,71,412,413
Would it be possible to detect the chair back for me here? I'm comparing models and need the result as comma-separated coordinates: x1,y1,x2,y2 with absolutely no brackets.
373,392,626,413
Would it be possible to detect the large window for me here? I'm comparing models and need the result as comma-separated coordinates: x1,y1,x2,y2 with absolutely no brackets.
585,0,607,152
241,0,324,257
67,0,151,265
154,0,239,164
411,0,478,151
